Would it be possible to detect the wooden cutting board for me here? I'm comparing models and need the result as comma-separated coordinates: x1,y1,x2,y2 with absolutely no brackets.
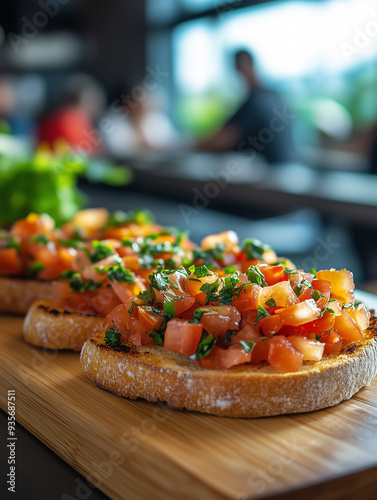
1,306,377,500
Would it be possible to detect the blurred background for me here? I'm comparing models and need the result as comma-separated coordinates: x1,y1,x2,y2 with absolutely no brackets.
1,0,377,287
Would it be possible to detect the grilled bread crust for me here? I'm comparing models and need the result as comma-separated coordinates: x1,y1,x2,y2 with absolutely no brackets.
80,315,377,418
23,301,104,351
0,277,54,315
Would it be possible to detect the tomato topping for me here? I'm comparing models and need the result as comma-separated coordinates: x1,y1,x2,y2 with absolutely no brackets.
275,299,321,326
288,336,324,361
164,319,202,356
302,308,335,334
321,330,343,354
316,269,355,305
138,307,162,331
267,336,303,372
258,264,287,286
231,284,260,311
198,344,252,370
199,305,241,337
258,281,298,308
259,314,284,336
0,248,23,275
333,309,364,342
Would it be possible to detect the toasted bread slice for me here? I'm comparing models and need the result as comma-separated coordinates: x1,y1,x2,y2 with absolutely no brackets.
0,276,54,315
23,301,104,351
80,315,377,418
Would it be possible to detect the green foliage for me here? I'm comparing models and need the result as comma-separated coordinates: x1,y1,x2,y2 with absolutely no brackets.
0,150,132,227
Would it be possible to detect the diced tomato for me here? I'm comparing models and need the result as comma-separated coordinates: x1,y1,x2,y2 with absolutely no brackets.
267,336,303,372
316,269,355,305
346,304,370,331
258,281,299,308
0,248,23,275
321,330,343,354
302,308,335,334
241,309,258,328
310,279,331,308
71,208,108,239
89,287,122,316
251,338,271,364
164,318,202,356
201,231,238,252
275,299,321,326
199,305,241,337
259,314,284,336
333,309,364,342
110,279,144,304
288,335,324,361
198,344,252,370
258,264,287,286
231,284,261,312
138,307,162,331
11,213,55,240
277,325,306,336
186,271,217,296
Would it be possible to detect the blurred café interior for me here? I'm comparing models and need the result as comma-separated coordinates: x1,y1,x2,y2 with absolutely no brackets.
1,0,377,287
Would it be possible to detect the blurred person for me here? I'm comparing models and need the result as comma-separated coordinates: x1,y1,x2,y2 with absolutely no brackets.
38,74,106,155
197,50,296,164
0,77,34,136
103,84,178,156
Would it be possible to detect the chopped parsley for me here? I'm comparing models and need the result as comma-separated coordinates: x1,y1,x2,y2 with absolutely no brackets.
2,237,20,251
106,209,155,228
105,265,136,284
223,265,238,275
188,264,212,278
265,298,276,308
239,340,255,353
104,325,121,347
192,332,216,359
87,241,114,263
311,290,324,301
138,285,156,305
31,234,49,245
28,260,45,276
241,238,271,260
188,308,204,324
256,305,270,322
246,265,267,287
309,268,317,277
283,268,299,275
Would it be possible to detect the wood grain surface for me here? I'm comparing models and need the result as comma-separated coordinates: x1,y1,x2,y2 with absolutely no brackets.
1,315,377,500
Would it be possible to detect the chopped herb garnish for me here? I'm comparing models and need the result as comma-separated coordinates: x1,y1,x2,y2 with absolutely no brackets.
188,308,204,324
314,334,321,341
2,237,20,251
256,305,270,322
239,340,255,353
87,241,114,263
69,273,104,293
31,234,49,245
294,285,303,297
223,265,238,275
104,325,121,347
260,336,268,340
200,279,220,305
163,301,175,319
246,265,267,287
128,301,137,314
309,268,317,277
283,268,299,275
311,290,324,301
242,238,271,260
106,265,136,284
106,209,155,228
149,330,164,345
59,269,77,279
138,285,156,305
189,264,212,278
148,269,170,291
265,298,276,308
28,260,45,276
193,333,216,359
